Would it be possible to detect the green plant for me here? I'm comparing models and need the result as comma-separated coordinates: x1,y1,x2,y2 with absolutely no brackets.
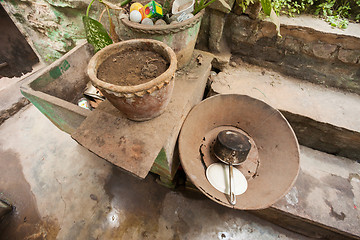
326,15,349,28
163,0,172,15
272,0,313,16
314,0,351,29
83,0,130,52
272,0,360,29
237,0,255,12
237,0,281,36
193,0,232,15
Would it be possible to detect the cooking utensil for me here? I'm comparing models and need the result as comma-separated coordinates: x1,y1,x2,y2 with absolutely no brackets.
213,130,251,205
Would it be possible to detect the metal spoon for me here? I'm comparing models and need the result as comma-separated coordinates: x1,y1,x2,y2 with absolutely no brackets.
213,130,251,206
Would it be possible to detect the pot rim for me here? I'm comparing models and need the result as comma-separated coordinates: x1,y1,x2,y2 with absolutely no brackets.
213,130,251,165
121,10,204,33
87,39,177,94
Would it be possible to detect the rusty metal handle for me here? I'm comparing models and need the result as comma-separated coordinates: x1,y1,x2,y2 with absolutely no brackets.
229,163,236,206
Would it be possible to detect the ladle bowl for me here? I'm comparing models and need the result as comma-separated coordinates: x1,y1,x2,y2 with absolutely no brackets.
213,130,251,205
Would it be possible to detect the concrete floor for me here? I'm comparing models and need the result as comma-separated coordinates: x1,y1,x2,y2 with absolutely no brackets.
0,104,312,239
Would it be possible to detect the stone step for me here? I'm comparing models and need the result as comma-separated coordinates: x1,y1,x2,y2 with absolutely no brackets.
257,145,360,239
184,143,360,239
0,104,312,240
209,60,360,162
223,13,360,95
208,60,360,238
0,63,44,125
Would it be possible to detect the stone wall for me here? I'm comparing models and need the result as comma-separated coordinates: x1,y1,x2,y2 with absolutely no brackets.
224,13,360,94
1,0,102,63
0,0,169,63
2,0,360,96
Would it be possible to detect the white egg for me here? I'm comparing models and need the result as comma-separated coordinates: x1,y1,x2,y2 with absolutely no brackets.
129,10,142,23
141,18,154,26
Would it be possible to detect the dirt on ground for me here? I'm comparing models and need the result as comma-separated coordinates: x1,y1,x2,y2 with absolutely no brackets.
97,49,169,86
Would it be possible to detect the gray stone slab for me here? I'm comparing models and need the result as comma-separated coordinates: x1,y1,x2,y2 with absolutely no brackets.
278,15,360,39
210,64,360,238
0,63,43,125
266,146,360,239
0,104,311,239
210,63,360,161
211,63,360,131
224,13,360,95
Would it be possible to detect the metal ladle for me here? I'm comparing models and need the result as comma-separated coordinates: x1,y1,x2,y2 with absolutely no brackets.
213,130,251,205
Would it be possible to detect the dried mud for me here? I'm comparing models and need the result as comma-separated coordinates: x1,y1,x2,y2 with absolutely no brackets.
97,50,169,86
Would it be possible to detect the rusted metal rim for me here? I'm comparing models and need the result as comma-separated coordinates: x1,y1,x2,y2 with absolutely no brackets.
179,94,300,210
121,10,204,34
87,39,177,95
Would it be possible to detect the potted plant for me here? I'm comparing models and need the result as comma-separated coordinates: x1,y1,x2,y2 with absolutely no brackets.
83,0,280,67
87,38,177,121
120,0,233,68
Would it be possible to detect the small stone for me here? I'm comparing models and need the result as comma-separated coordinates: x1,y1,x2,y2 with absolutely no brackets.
283,37,302,53
210,71,217,77
312,43,337,59
141,18,154,26
196,54,203,65
169,14,178,22
141,63,158,78
230,61,237,67
90,194,98,201
338,49,360,64
155,19,167,25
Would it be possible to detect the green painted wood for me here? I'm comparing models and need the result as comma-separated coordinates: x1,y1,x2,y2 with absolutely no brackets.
21,91,87,134
151,148,172,177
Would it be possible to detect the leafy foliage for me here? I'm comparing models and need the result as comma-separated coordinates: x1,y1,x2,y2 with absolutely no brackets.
237,0,255,11
272,0,360,29
83,0,131,52
236,0,281,36
193,0,232,14
261,0,272,15
83,16,113,52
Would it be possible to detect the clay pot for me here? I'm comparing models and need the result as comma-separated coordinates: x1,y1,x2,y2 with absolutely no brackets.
87,39,177,121
121,11,204,68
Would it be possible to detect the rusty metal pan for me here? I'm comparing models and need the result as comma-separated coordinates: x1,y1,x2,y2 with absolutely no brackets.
178,94,300,210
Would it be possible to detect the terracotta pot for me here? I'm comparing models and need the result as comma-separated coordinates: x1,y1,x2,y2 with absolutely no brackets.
121,11,204,69
87,39,177,121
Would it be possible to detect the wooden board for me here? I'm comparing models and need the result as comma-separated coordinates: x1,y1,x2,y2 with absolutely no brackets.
71,50,213,178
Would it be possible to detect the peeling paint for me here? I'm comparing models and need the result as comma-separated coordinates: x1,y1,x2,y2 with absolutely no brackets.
2,0,94,62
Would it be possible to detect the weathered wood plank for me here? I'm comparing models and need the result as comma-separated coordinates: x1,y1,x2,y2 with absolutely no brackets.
72,50,213,179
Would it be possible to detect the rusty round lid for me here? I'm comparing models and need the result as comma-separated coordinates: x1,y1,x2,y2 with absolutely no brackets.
178,94,300,210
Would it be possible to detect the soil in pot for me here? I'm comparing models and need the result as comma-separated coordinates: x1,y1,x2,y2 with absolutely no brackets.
97,48,169,86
